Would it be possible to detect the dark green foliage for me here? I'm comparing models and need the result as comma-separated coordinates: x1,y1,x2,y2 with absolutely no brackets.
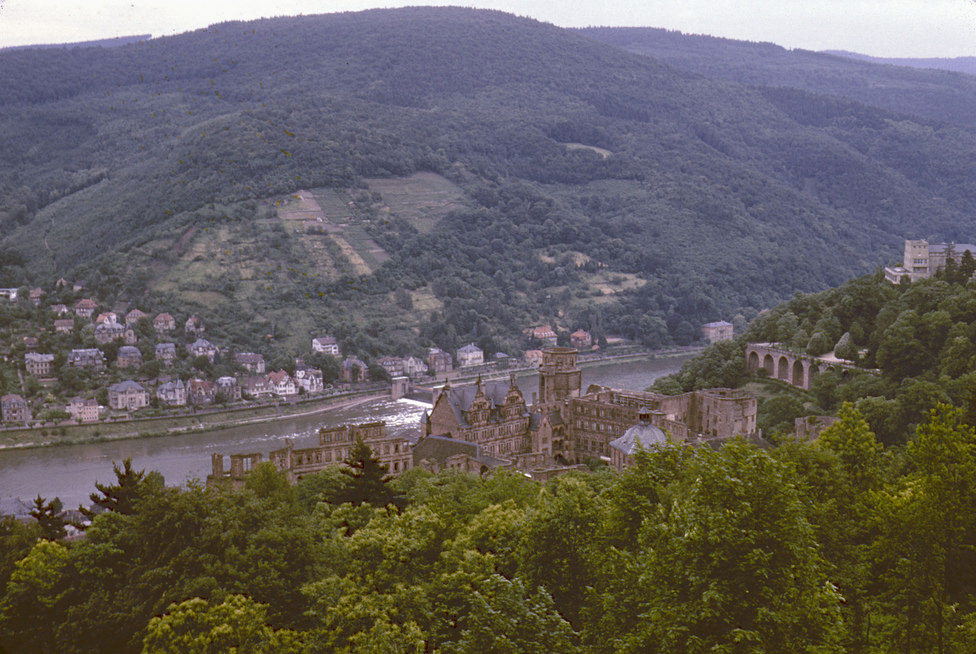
29,496,66,541
335,436,399,508
80,458,150,520
8,420,976,651
759,395,807,439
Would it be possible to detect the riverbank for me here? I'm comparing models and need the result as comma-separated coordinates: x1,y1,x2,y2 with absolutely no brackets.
0,390,387,451
0,354,695,506
0,347,702,451
441,346,702,387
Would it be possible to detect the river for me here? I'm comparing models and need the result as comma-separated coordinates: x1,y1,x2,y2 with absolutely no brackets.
0,354,691,507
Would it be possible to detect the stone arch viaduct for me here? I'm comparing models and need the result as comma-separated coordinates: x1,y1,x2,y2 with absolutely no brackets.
744,343,861,391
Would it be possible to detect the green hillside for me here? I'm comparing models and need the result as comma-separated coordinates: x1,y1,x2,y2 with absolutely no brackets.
3,8,976,356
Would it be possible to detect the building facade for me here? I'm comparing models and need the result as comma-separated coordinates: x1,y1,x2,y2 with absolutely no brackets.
210,421,413,487
456,343,484,367
427,347,453,375
107,381,149,411
66,397,99,423
701,320,734,343
1,394,30,424
312,336,340,356
884,239,976,284
157,379,188,406
235,352,266,374
68,348,106,370
24,352,55,378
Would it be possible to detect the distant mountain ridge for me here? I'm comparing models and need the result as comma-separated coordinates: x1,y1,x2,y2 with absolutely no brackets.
2,8,976,357
0,34,152,52
579,26,976,130
823,50,976,78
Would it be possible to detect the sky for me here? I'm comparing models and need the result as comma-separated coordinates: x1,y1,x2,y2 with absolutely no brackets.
0,0,975,57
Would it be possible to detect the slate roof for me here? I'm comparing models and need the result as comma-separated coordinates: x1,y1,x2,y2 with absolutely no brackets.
610,420,667,455
412,434,509,469
440,380,517,428
108,380,145,393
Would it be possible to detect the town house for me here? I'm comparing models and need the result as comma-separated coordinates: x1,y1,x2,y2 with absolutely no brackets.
107,381,149,411
94,320,125,344
187,338,218,363
1,394,30,424
188,379,216,405
312,335,340,356
267,370,298,396
215,376,242,401
155,342,177,364
243,376,275,399
456,343,484,367
156,379,187,406
341,357,368,383
427,347,453,374
54,318,74,333
125,309,148,326
24,352,55,378
235,352,266,374
116,346,143,369
531,325,558,347
66,397,99,423
68,348,106,370
570,329,593,349
154,313,176,333
74,298,97,319
294,365,324,393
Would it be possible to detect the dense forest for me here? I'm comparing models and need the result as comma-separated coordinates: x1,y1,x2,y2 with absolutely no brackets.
3,8,976,354
4,406,976,652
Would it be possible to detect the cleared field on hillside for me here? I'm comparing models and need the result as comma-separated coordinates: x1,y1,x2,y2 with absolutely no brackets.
365,172,469,233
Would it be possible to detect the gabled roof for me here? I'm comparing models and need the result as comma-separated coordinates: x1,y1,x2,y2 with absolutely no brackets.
439,380,519,428
457,343,482,354
266,370,292,384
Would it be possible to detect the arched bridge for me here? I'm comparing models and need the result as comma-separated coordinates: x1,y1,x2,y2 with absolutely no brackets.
745,343,862,390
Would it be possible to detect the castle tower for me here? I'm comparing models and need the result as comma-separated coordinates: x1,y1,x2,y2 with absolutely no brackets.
537,347,581,407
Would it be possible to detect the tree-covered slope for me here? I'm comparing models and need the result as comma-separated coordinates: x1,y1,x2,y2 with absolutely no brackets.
3,8,976,354
580,26,976,129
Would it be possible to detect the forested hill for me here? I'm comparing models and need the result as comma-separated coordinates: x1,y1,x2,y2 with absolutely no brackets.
824,50,976,79
579,26,976,129
3,8,976,357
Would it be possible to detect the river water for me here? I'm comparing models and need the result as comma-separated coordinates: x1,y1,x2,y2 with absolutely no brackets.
0,355,690,507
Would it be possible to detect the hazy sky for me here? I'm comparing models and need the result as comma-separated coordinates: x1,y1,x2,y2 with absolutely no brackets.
1,0,975,57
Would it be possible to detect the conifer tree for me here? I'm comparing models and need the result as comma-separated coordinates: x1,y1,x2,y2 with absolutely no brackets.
337,436,400,508
29,496,66,541
80,458,150,522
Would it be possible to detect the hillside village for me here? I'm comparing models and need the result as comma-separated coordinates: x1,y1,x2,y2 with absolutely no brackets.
0,279,647,429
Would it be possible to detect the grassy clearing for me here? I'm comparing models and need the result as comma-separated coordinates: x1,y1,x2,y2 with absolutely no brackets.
365,172,469,233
